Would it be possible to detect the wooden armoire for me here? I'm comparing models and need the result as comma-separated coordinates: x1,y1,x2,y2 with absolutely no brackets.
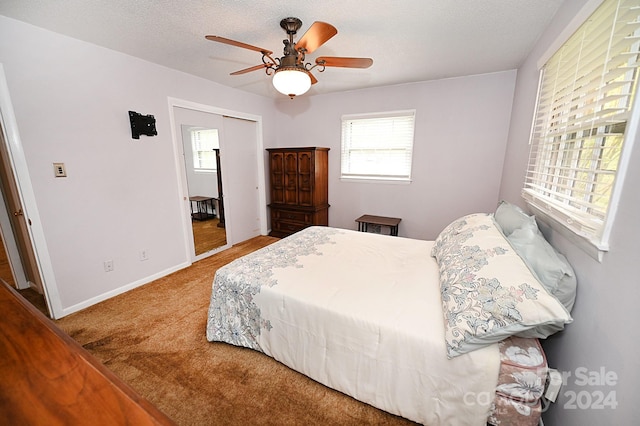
267,147,329,238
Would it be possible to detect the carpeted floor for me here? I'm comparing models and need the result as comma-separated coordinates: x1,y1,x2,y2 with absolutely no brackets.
56,236,415,426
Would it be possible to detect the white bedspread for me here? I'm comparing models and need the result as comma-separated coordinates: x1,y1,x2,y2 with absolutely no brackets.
207,226,500,425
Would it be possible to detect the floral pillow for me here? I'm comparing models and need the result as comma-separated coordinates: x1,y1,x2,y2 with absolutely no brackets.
431,213,573,358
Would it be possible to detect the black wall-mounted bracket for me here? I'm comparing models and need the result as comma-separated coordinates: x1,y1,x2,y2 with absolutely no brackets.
129,111,157,139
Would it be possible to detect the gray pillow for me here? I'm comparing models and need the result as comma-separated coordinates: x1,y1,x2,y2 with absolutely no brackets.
507,223,577,312
494,200,536,236
552,252,578,313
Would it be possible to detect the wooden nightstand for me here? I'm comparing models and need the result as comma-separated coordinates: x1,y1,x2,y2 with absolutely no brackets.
355,215,401,236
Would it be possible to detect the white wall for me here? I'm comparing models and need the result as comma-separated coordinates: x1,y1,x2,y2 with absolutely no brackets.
273,71,517,239
0,16,276,317
499,1,640,424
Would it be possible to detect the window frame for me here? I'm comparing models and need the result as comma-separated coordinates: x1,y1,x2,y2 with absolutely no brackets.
523,0,640,261
190,128,219,173
340,110,416,183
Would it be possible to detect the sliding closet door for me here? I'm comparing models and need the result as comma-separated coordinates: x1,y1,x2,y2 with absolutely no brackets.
173,107,229,261
221,116,260,243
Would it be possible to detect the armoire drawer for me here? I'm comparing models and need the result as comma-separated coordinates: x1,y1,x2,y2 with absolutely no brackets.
271,220,309,235
272,209,312,224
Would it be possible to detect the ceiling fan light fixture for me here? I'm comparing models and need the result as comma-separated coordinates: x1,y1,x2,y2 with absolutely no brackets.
272,67,312,98
206,18,372,98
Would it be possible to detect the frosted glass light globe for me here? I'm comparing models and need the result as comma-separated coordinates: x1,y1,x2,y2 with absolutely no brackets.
272,68,312,98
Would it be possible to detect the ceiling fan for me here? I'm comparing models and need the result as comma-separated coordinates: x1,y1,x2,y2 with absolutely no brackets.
205,17,373,98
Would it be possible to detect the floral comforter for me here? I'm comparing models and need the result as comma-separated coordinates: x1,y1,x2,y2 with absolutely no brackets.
207,226,541,425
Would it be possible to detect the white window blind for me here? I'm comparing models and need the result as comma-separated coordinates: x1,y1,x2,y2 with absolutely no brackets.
191,128,219,171
524,0,640,251
341,110,416,181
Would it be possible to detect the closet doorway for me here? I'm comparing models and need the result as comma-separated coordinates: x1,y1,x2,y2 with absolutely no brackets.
170,98,267,264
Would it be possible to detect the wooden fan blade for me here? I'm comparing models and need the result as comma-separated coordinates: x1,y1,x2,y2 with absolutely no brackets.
309,72,318,85
230,64,269,75
295,22,337,54
205,35,273,55
316,56,373,68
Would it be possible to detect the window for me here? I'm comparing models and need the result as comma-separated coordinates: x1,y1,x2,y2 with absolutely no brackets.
524,0,640,255
341,110,416,182
191,128,219,171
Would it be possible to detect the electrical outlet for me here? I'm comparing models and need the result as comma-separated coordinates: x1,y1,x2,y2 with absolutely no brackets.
545,369,563,402
104,260,114,272
139,249,149,261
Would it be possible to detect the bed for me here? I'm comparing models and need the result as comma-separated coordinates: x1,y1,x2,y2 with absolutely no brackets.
207,208,575,425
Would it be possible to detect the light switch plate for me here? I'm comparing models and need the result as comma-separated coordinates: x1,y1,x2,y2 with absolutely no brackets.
53,162,66,177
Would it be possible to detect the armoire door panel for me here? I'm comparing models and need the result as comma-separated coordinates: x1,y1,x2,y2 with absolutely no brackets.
297,151,313,206
270,152,285,204
283,152,298,205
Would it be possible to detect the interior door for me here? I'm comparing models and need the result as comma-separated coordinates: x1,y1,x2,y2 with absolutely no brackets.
0,118,45,296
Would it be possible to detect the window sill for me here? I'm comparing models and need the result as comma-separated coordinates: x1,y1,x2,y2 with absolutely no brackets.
340,177,411,185
526,203,608,262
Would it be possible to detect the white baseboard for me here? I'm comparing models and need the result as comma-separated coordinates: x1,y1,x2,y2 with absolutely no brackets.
59,261,191,318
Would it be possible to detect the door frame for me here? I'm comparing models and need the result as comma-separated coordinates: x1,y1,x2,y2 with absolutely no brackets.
0,63,61,318
167,97,267,263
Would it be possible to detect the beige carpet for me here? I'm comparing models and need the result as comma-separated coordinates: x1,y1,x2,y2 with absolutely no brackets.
56,236,415,425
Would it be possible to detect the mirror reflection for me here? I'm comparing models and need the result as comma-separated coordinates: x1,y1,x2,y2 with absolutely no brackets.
181,125,227,255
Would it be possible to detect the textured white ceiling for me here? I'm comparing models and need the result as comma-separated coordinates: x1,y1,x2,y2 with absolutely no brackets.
0,0,565,98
